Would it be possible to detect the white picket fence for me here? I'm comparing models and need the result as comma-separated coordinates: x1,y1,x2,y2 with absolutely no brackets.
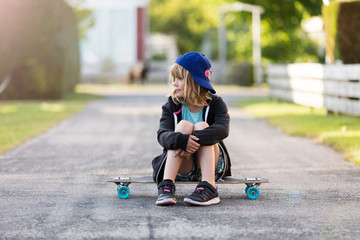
267,63,360,116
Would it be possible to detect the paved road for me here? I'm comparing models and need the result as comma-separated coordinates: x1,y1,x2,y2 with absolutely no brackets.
1,88,360,239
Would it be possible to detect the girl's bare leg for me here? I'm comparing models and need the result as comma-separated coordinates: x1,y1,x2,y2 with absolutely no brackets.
163,120,194,182
195,122,220,187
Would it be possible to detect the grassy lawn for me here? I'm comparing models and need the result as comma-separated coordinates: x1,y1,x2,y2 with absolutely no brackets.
237,97,360,165
0,88,102,155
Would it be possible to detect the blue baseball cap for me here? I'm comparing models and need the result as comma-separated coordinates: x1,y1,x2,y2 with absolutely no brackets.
175,52,216,94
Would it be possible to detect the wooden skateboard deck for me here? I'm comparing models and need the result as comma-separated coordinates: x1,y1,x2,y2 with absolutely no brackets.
107,176,269,200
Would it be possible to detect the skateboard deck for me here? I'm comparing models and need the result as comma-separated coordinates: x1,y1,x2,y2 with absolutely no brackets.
107,176,269,200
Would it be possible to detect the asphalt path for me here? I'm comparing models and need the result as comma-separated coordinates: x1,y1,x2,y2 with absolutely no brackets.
1,88,360,239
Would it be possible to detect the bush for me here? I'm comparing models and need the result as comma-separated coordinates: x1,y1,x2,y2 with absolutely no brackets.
225,62,254,86
0,0,80,99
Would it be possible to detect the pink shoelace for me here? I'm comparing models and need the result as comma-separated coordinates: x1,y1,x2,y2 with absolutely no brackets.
163,185,172,193
195,187,205,193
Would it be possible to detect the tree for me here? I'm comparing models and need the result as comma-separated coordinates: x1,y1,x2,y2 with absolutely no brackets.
66,0,95,40
248,0,322,63
322,0,360,63
0,0,82,99
149,0,323,63
150,0,233,55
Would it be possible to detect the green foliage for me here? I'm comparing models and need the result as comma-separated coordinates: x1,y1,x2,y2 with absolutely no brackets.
66,0,95,40
337,1,360,63
152,53,167,61
242,0,321,63
225,62,254,86
150,0,322,63
0,0,80,99
150,0,230,54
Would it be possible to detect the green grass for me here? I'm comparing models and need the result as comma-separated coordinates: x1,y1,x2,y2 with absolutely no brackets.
0,89,102,155
237,97,360,165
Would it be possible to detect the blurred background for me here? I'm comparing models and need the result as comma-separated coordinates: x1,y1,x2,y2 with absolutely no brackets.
0,0,359,109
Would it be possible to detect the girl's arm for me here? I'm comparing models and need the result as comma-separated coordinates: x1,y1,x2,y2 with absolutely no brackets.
157,105,189,151
193,97,230,145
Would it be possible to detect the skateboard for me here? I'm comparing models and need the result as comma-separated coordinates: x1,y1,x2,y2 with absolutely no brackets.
107,176,269,200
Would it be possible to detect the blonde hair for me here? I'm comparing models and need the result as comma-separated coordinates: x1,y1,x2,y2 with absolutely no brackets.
169,63,211,107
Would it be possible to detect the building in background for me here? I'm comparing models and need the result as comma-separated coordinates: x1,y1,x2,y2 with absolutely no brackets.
79,0,149,83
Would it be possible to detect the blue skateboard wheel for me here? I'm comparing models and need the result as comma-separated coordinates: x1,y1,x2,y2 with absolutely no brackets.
118,186,130,199
247,187,260,200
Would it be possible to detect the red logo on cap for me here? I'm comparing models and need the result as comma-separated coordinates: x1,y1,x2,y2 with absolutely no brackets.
205,69,211,79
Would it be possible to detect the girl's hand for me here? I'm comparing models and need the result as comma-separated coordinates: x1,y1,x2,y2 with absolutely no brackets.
186,135,200,154
173,149,192,160
173,135,200,158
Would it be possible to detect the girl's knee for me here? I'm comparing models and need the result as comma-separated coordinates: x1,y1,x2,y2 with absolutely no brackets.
176,120,194,134
194,121,209,131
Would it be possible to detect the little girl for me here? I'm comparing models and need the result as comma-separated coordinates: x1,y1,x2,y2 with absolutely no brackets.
152,52,231,206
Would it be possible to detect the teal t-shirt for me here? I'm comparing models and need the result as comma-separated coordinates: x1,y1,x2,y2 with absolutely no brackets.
181,105,204,125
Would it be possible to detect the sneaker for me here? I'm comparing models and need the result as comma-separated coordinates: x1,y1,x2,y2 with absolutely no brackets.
184,181,220,206
155,179,176,206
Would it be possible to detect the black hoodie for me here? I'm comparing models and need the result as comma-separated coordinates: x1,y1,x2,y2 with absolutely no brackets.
152,94,231,184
